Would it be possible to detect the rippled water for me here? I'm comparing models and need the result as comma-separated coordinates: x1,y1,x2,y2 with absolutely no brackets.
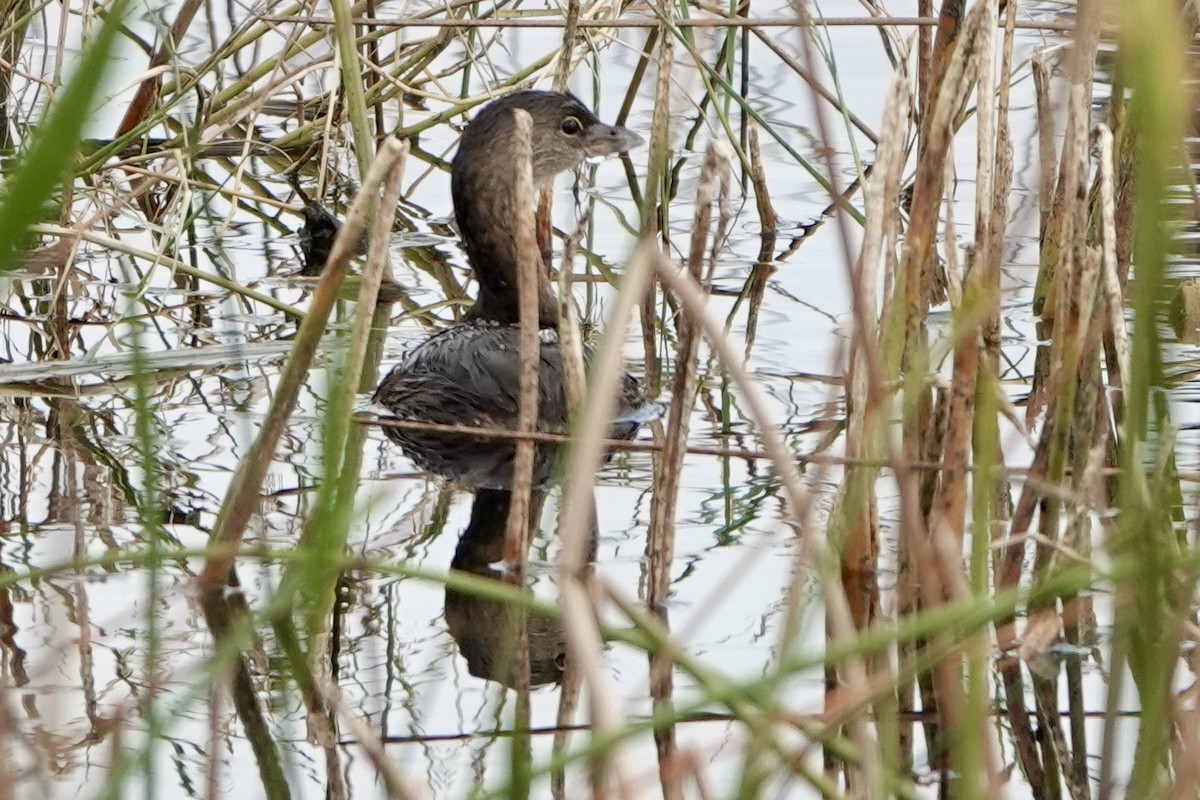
0,1,1095,797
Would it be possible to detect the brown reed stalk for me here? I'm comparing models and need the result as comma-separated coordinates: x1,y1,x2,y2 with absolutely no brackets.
983,0,1044,791
644,139,730,800
1033,54,1055,238
551,223,589,800
189,146,405,800
1052,120,1116,794
267,144,407,778
891,2,997,783
639,3,675,395
552,0,580,89
203,672,223,800
501,111,540,792
999,4,1102,795
556,240,659,796
836,69,909,782
1058,255,1106,800
917,0,932,116
921,0,965,136
200,576,290,800
1100,107,1134,443
994,50,1055,792
196,137,405,593
503,108,541,581
114,0,204,137
747,124,777,265
273,14,1081,31
787,5,905,792
651,252,882,796
924,0,1002,792
1097,126,1130,405
981,0,1015,460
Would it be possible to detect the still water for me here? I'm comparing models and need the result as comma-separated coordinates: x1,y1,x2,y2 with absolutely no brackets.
0,0,1089,797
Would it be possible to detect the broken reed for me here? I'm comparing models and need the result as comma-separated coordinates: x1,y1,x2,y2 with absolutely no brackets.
816,0,1194,797
2,0,1198,798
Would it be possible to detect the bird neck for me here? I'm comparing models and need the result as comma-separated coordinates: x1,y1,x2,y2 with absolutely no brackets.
452,156,560,328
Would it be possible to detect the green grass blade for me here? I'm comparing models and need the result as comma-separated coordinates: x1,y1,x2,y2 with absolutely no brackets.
0,0,131,272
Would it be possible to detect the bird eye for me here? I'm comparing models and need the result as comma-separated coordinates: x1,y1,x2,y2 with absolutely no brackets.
560,116,582,135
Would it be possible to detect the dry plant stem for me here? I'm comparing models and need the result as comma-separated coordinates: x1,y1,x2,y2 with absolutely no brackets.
987,0,1042,792
319,678,430,800
645,140,728,800
114,0,203,137
1035,0,1099,339
788,6,887,791
198,574,290,800
902,0,986,335
747,124,778,264
924,0,966,140
501,112,540,753
640,3,674,392
787,0,896,517
739,126,776,356
923,0,999,792
277,14,1079,31
845,71,907,468
1019,4,1102,791
837,69,908,779
790,5,904,792
503,108,540,582
556,241,661,798
650,256,880,794
748,27,879,144
32,225,304,319
1056,259,1105,800
1052,0,1101,357
1094,128,1128,800
917,0,932,115
984,0,1017,419
552,0,580,89
552,654,584,800
552,225,589,800
285,144,407,751
557,222,589,410
1097,125,1129,404
331,0,377,172
204,678,224,800
1003,54,1054,745
1033,54,1055,237
1001,0,1102,628
196,138,405,593
891,0,992,777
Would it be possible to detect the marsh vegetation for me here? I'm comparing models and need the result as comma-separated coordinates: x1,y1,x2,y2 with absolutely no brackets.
0,0,1195,798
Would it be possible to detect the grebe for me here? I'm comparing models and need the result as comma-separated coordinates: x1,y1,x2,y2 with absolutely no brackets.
373,90,657,489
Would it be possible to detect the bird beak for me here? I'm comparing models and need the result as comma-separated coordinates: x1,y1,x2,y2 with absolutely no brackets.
583,123,645,160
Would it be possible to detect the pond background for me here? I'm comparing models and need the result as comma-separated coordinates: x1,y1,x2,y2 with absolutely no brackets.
0,0,1161,797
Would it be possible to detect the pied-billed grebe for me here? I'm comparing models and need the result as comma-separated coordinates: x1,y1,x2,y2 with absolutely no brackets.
373,90,658,489
444,488,569,686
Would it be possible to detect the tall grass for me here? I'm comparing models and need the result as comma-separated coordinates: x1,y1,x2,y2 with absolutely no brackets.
2,0,1199,797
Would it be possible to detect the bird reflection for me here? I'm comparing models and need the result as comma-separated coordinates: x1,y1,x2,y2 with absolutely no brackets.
444,488,588,688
